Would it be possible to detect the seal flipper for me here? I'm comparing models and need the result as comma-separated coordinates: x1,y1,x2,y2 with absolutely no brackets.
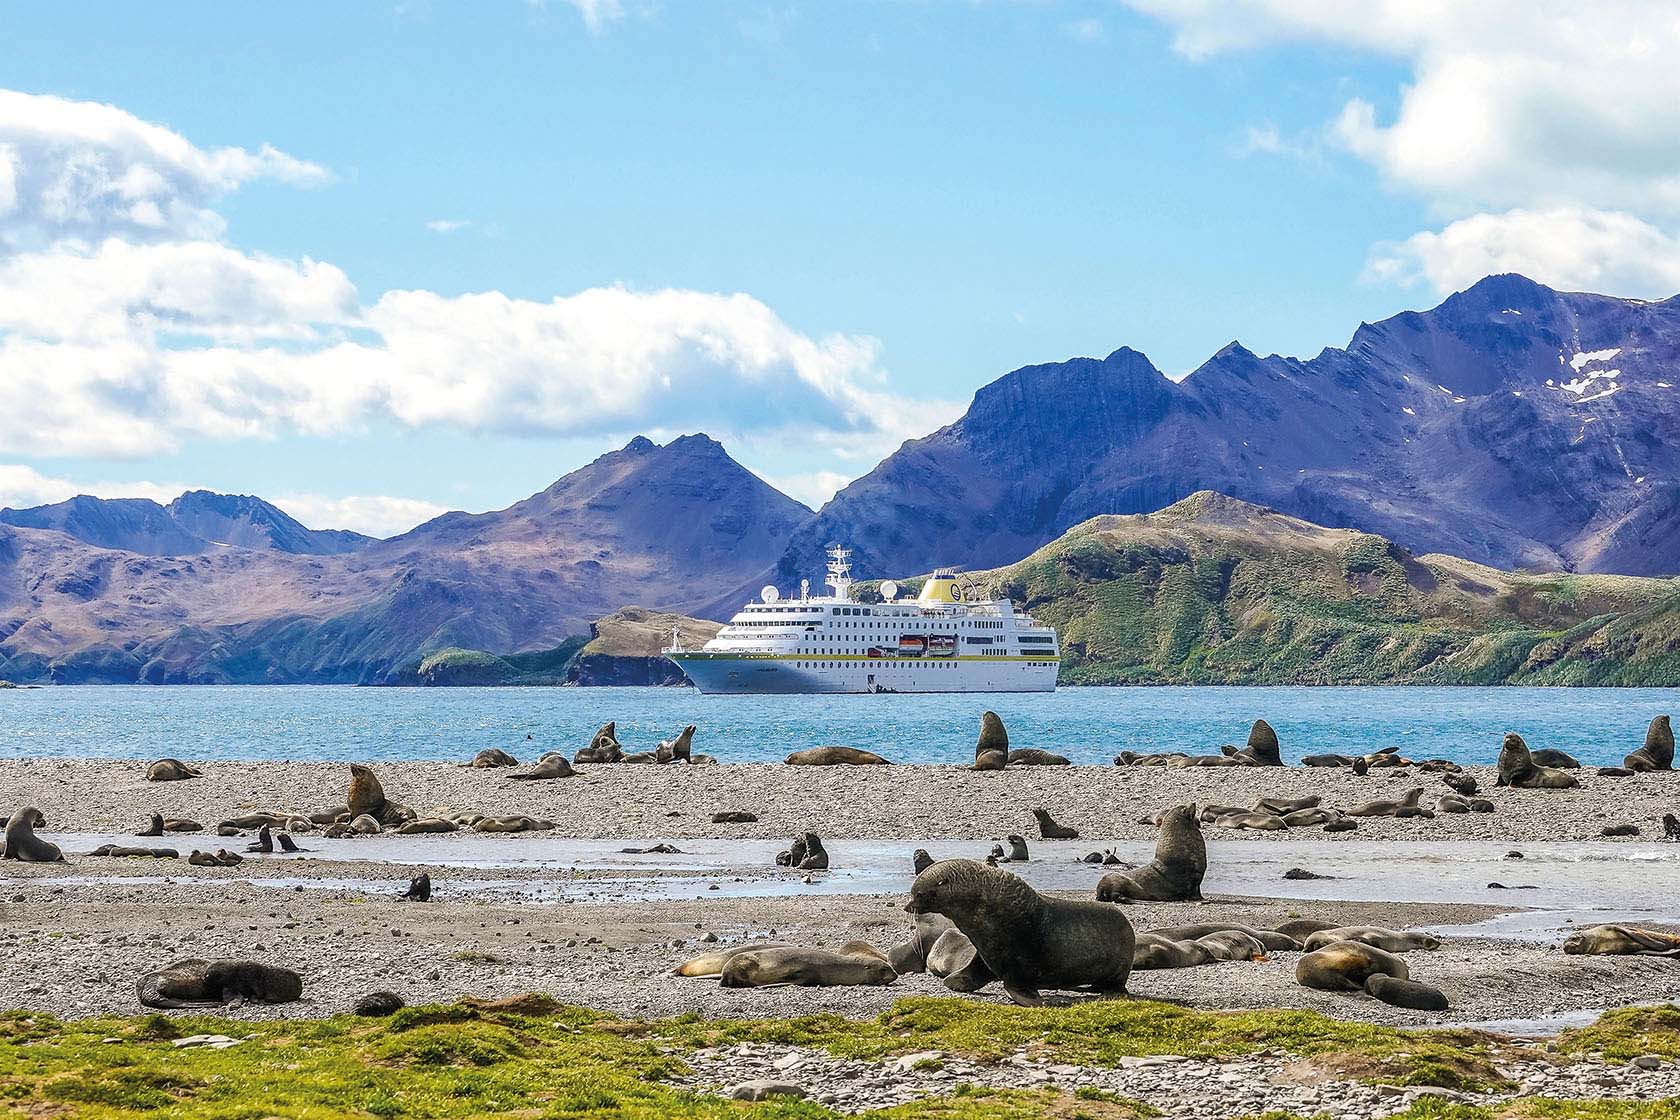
1002,983,1043,1006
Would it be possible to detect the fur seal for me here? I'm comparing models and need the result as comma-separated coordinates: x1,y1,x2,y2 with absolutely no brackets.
1625,715,1675,772
655,725,697,763
887,913,954,973
1229,719,1283,766
1194,930,1267,961
403,873,432,901
347,763,416,825
1443,774,1479,796
1528,748,1581,769
796,832,829,870
1301,753,1357,767
926,927,993,991
972,711,1008,770
472,814,554,833
907,859,1134,1005
90,844,177,858
140,813,203,835
1033,808,1079,840
784,746,891,766
1302,926,1441,953
277,832,303,852
1271,918,1341,940
1497,733,1580,789
1001,835,1029,862
912,848,935,874
575,722,624,763
188,849,242,866
1665,813,1680,840
1096,804,1205,903
1131,934,1214,970
146,759,201,782
394,817,457,834
674,941,794,977
1365,974,1448,1010
507,753,575,780
1296,940,1408,991
1008,748,1070,766
1601,823,1640,837
469,748,519,768
1345,788,1427,817
137,958,303,1009
1562,925,1680,956
1211,810,1287,831
1323,818,1358,832
246,826,274,853
1146,923,1300,952
1258,795,1320,815
354,991,406,1016
719,946,896,988
1284,808,1342,827
1435,793,1473,814
1,808,63,862
712,810,758,824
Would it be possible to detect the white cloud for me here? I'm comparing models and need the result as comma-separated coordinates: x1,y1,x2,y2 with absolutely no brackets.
1123,2,1680,295
755,469,852,511
1365,207,1680,298
424,218,471,233
271,492,450,537
0,464,184,510
0,88,328,250
1063,18,1106,44
537,0,624,34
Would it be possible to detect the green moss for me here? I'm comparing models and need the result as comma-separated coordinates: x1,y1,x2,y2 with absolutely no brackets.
1557,1004,1680,1061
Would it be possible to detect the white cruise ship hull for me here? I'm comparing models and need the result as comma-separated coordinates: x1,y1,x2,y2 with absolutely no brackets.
670,652,1058,694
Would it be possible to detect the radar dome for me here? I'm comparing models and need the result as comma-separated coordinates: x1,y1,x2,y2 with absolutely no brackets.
761,585,780,603
879,580,899,602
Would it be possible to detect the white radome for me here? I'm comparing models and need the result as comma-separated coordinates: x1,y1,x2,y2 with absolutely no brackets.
761,585,780,603
879,579,899,601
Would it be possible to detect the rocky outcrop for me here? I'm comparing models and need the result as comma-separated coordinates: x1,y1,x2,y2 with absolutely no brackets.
565,607,724,686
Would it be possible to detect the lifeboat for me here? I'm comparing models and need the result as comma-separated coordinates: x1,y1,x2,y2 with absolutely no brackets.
898,634,928,656
927,635,957,658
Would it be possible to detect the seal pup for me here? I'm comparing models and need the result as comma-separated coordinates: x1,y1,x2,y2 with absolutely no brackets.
1302,926,1441,953
776,835,807,867
1228,719,1283,766
1323,818,1358,832
912,848,935,874
145,759,201,782
1345,788,1427,817
784,746,891,765
1497,733,1580,789
1008,748,1070,766
1665,813,1680,840
246,826,275,854
1146,923,1300,952
469,748,518,768
1625,715,1675,772
1562,925,1680,956
712,810,758,824
1365,974,1448,1011
796,832,829,870
575,722,623,763
1032,808,1079,840
1002,835,1029,862
90,844,178,858
1296,940,1408,991
1096,804,1205,903
887,913,955,973
403,873,432,901
1442,774,1479,796
1131,934,1214,970
354,991,406,1017
907,859,1134,1005
1,808,63,862
655,725,697,763
137,958,303,1009
972,711,1008,771
720,945,897,988
507,753,575,780
926,927,993,992
1529,748,1581,769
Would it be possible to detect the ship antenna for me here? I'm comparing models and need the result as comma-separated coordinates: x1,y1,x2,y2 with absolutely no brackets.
825,544,854,602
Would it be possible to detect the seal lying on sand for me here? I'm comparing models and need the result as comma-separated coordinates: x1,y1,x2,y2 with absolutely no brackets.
1302,926,1441,953
575,722,624,763
2,808,63,862
91,844,178,858
1529,748,1581,769
1296,940,1408,991
972,711,1008,771
907,858,1134,1005
1345,788,1427,817
469,748,518,768
1497,733,1580,789
1131,934,1214,970
1211,810,1287,831
1008,748,1070,766
674,941,792,977
1562,925,1680,956
1147,922,1300,952
784,746,891,766
1096,804,1205,903
719,945,896,988
1033,808,1079,840
507,753,575,780
137,958,303,1008
1272,918,1342,940
1625,715,1674,772
1365,974,1449,1010
1225,719,1283,766
1194,930,1267,961
146,759,201,782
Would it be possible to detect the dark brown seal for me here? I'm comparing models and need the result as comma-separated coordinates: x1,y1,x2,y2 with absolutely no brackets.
469,748,518,768
2,807,63,862
784,746,891,766
1497,733,1579,789
507,752,575,780
972,711,1008,770
575,721,623,763
1008,748,1070,766
137,958,303,1008
145,759,201,782
906,859,1134,1006
1032,808,1079,840
1624,715,1674,772
1296,940,1408,991
1096,804,1205,903
1364,974,1448,1010
1227,719,1283,766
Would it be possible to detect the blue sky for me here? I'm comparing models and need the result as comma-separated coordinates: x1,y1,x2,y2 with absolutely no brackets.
2,2,1676,532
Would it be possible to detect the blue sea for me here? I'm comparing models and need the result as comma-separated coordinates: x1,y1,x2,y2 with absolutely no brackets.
0,685,1673,767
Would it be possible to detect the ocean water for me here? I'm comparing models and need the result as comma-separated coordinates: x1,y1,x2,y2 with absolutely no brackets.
0,684,1674,766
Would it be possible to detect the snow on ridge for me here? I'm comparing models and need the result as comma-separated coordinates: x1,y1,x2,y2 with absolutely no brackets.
1569,347,1621,371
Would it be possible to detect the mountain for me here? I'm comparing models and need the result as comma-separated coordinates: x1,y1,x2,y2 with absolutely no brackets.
0,435,807,684
408,607,723,687
950,492,1680,685
0,492,374,556
754,274,1680,607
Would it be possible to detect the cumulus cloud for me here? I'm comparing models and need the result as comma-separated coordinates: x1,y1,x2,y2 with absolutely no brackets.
0,464,182,510
755,469,852,511
271,492,451,538
0,89,328,250
1366,207,1680,298
1123,1,1680,295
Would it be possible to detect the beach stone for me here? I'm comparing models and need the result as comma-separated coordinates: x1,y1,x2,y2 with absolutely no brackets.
1631,1055,1663,1070
173,1034,242,1050
729,1080,806,1101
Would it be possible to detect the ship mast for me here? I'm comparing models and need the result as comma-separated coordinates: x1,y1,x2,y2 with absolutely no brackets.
825,544,854,602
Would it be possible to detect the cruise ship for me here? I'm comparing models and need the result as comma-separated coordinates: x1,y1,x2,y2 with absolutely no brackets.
666,546,1060,694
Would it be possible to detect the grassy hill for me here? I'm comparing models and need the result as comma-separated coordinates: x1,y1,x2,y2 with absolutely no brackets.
953,493,1680,685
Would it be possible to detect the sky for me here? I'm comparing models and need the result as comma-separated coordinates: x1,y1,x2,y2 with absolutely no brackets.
3,1,1679,534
